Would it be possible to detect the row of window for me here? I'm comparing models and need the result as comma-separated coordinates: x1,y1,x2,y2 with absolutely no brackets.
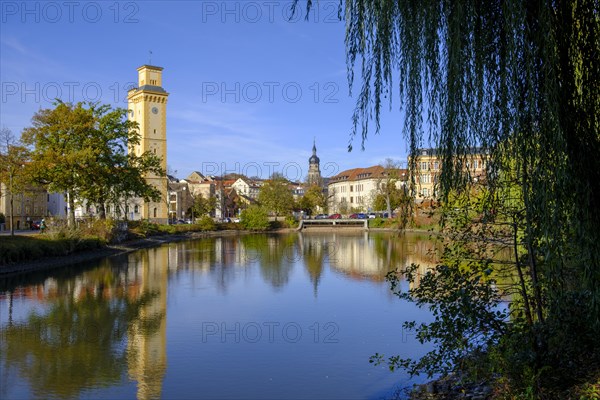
338,196,365,204
333,183,367,194
419,159,484,170
20,204,145,216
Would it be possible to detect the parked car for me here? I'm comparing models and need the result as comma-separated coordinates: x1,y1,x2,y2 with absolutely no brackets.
349,213,368,219
328,213,342,219
31,221,41,230
314,214,329,219
368,213,377,219
232,217,240,223
222,217,232,223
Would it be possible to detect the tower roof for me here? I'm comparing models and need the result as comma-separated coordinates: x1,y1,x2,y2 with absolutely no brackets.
137,64,164,71
309,139,320,164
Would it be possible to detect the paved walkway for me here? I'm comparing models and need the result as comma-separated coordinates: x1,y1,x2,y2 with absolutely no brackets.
0,229,39,236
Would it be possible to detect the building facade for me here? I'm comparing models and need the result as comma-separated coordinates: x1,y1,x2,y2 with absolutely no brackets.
411,148,488,200
231,178,260,200
127,65,170,223
328,166,406,214
167,176,194,222
0,183,48,230
328,166,380,213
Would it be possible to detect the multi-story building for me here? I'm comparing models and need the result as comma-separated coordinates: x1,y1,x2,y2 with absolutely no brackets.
327,166,407,214
127,65,170,223
182,171,217,218
231,177,260,200
411,148,488,200
0,183,48,230
167,176,194,222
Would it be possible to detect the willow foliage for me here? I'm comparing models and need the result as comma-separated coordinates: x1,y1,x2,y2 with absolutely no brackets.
296,0,599,310
295,0,600,390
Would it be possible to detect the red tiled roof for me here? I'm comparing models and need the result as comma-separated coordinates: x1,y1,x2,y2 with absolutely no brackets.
330,166,408,183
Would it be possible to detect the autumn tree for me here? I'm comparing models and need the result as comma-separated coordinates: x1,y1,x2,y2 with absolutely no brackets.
258,176,293,221
188,193,217,221
0,128,31,235
299,185,328,216
22,102,164,226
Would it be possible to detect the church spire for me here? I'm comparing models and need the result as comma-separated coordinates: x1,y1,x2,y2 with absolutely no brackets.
308,139,322,186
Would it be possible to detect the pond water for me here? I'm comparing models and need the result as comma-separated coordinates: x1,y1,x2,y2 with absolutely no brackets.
0,232,440,399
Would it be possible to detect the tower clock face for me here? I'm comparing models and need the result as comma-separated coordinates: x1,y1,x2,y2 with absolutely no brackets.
152,107,159,114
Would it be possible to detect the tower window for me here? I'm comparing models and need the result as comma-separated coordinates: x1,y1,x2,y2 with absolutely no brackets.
154,129,156,134
153,208,157,218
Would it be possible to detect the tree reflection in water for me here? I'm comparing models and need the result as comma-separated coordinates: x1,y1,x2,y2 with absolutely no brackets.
0,257,163,399
0,232,441,399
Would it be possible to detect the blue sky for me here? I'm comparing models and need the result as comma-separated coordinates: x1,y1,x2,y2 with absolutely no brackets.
1,1,410,180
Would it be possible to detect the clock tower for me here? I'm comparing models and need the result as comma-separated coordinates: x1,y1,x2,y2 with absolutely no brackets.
128,65,169,223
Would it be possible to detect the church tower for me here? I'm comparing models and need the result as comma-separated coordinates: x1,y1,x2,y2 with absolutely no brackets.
128,65,169,223
307,139,322,187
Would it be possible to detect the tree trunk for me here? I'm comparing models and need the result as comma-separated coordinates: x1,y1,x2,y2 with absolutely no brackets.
513,219,533,327
9,170,14,236
385,195,392,218
97,203,106,219
68,191,76,228
9,191,14,236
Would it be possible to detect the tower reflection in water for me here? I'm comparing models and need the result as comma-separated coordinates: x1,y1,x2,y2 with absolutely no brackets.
0,232,440,399
126,247,168,400
0,249,169,400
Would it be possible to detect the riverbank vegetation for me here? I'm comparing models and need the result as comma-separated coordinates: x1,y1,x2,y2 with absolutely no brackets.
0,235,104,266
294,0,600,397
0,215,301,267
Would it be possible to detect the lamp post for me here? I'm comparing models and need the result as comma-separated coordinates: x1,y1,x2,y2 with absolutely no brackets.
8,165,14,236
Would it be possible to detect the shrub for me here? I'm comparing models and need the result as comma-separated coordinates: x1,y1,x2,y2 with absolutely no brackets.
369,217,386,228
240,206,270,231
197,216,216,231
77,219,116,242
284,215,298,228
128,220,161,237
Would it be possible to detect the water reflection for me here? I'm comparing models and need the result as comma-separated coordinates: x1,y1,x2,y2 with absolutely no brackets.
0,252,167,400
1,232,439,399
126,248,168,400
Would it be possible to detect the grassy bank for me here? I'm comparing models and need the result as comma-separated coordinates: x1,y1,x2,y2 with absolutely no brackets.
0,235,105,266
0,217,298,268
